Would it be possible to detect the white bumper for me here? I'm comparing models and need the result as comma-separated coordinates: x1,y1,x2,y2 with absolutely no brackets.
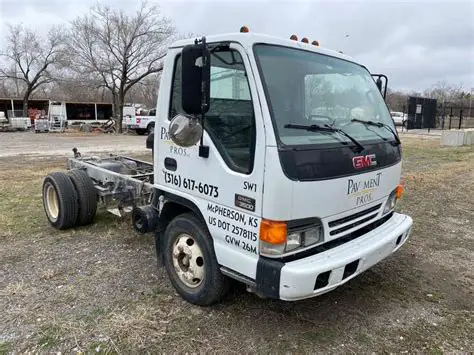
279,212,413,301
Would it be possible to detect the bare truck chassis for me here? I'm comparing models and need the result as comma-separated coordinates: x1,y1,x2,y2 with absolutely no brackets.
50,148,159,232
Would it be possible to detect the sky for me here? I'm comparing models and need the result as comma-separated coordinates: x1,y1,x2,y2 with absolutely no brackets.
0,0,473,93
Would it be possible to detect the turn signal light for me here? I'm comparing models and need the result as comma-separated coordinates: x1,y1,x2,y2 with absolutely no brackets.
395,184,404,199
260,219,287,244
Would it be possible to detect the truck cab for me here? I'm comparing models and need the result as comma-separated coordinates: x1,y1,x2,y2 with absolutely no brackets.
151,29,412,304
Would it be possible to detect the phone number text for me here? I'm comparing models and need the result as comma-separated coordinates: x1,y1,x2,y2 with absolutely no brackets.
163,171,219,198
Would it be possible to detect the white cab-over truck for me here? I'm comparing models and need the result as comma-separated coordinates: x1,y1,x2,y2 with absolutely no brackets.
41,28,413,306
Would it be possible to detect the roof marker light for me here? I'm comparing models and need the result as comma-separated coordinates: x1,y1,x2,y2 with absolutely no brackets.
312,40,320,46
290,34,298,41
301,37,309,43
240,26,249,33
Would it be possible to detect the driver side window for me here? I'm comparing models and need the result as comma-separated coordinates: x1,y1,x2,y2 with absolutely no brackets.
169,49,256,174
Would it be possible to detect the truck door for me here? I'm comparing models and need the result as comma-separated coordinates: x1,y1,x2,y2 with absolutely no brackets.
157,43,266,278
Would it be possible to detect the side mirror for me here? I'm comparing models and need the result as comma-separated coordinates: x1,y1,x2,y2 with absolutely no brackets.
181,40,211,115
376,78,382,92
168,114,203,147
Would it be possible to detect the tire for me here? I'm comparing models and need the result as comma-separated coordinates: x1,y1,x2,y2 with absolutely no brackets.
163,212,230,306
67,169,98,226
147,123,155,134
42,172,79,230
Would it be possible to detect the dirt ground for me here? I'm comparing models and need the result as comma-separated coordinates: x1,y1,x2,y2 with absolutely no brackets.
0,134,473,354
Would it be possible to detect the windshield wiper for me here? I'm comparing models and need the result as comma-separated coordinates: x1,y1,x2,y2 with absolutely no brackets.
351,118,401,145
284,123,365,152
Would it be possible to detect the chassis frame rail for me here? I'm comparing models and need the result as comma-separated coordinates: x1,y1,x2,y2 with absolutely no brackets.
67,149,155,216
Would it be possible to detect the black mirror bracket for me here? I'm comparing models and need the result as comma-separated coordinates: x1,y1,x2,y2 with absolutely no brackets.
197,36,210,158
371,73,388,100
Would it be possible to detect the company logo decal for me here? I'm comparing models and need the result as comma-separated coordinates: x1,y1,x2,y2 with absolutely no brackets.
160,126,191,157
347,172,382,206
352,154,377,169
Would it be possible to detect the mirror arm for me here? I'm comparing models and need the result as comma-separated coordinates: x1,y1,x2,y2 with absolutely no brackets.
198,36,210,158
371,73,388,100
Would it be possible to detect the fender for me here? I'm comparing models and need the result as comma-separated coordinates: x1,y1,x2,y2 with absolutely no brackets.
154,190,209,266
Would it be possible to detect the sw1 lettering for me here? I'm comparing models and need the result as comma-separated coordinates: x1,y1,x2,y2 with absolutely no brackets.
243,182,257,192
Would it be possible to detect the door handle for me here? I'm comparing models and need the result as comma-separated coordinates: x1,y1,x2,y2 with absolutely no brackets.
164,157,177,171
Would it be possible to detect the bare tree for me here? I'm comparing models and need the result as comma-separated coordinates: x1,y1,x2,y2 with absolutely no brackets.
0,24,66,116
423,80,464,106
68,1,175,132
0,78,13,97
386,88,408,112
126,73,160,108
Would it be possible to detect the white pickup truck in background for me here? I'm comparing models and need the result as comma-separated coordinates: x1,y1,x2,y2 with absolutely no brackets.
124,108,156,135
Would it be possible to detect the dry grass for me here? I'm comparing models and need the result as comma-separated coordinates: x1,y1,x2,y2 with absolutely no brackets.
0,139,473,353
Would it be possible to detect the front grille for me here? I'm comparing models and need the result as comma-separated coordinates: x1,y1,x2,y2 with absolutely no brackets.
330,212,379,235
329,204,382,228
327,203,382,238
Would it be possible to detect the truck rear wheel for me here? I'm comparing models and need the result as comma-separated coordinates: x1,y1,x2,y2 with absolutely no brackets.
163,212,229,306
67,169,98,226
42,172,79,230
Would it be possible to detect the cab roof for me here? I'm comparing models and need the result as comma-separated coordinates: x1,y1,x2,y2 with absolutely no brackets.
169,32,359,66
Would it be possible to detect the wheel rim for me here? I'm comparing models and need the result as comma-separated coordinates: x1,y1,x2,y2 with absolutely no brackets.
172,233,205,288
45,184,59,221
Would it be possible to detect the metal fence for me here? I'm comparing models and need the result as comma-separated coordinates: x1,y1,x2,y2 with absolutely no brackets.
436,106,474,130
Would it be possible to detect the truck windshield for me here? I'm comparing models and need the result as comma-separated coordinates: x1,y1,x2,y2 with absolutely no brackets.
253,44,396,147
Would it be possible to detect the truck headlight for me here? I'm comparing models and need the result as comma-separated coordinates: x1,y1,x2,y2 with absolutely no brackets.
286,232,302,252
259,220,324,256
383,184,404,215
302,225,323,246
383,190,397,214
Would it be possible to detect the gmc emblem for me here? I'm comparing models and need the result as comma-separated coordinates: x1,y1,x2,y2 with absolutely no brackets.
352,154,377,169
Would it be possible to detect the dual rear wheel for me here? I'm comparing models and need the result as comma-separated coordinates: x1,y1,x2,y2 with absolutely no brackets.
42,170,98,230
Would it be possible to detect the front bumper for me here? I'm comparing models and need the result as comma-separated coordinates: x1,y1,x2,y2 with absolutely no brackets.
257,212,413,301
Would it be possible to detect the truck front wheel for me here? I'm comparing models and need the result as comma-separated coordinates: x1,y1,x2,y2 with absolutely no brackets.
162,212,229,306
